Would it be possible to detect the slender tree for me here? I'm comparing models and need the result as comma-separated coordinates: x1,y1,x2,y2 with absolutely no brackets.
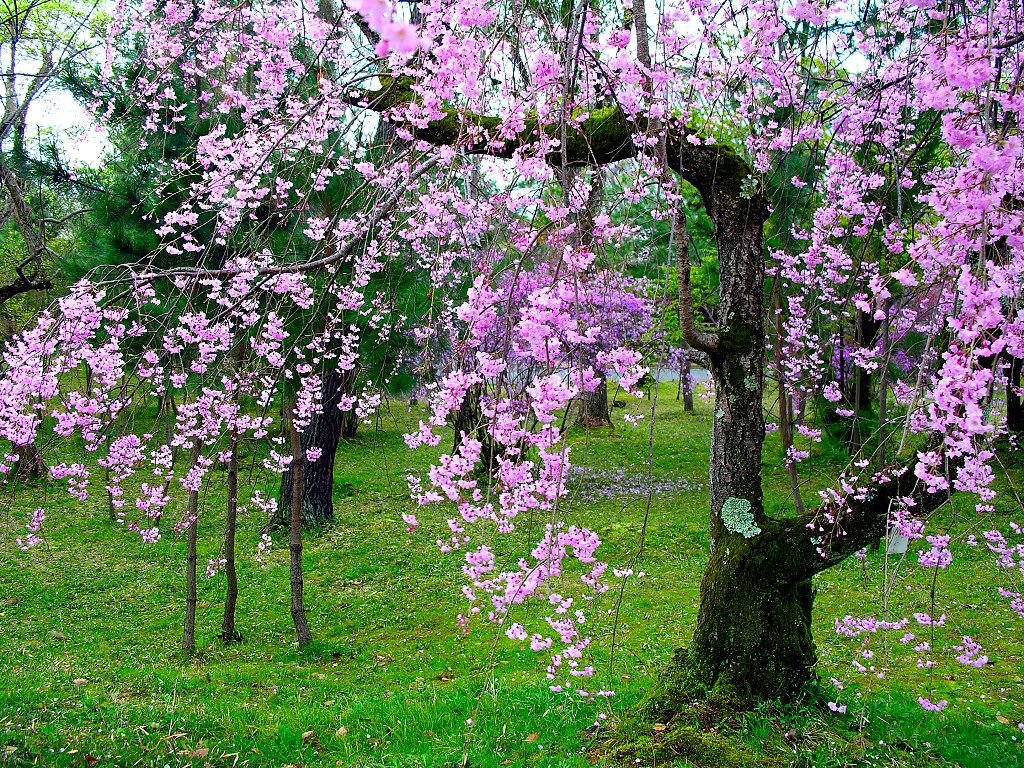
182,445,202,654
285,400,313,646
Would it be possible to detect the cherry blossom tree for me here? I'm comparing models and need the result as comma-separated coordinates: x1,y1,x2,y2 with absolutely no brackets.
2,0,1024,717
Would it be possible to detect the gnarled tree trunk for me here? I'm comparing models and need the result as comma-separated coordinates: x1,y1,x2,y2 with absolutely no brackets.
656,189,817,704
656,191,948,708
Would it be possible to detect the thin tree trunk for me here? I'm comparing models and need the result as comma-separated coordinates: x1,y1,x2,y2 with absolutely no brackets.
104,432,116,521
773,282,805,516
682,358,694,412
286,401,314,647
853,310,880,414
183,445,202,654
874,304,891,467
1008,355,1024,432
220,430,241,643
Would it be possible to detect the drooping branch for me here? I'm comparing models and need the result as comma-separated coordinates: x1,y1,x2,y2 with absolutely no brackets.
150,157,437,280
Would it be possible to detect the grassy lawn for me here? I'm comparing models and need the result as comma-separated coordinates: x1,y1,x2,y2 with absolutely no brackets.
1,384,1022,767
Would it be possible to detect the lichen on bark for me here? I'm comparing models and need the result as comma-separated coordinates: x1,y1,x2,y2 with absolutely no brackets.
720,497,761,538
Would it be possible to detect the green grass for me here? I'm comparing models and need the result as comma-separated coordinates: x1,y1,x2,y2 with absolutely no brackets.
1,385,1022,767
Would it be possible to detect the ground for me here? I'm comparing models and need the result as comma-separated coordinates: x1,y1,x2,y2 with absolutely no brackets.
1,384,1022,767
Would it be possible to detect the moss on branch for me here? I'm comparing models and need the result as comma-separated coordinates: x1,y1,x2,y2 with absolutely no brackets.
352,79,755,204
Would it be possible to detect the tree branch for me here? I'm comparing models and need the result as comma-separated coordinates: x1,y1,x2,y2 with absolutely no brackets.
347,79,756,209
773,455,954,584
0,255,52,304
673,206,720,354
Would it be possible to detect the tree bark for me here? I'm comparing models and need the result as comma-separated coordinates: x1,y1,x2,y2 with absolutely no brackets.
286,401,314,647
275,366,358,528
219,431,241,643
852,310,880,414
452,382,503,471
669,545,816,707
657,188,804,704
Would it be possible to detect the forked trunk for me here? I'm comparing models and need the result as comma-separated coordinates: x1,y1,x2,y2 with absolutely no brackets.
656,177,818,707
674,331,817,702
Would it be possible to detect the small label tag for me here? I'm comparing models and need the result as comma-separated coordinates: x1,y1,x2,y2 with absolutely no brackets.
886,534,909,555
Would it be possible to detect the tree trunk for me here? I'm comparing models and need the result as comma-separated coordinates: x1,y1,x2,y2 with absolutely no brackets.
342,403,359,439
13,442,46,481
672,305,817,703
1008,355,1024,432
577,371,612,427
681,358,694,413
452,382,502,471
772,285,805,516
274,367,358,528
220,432,241,643
182,446,201,654
655,179,819,707
286,401,314,647
670,546,816,707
